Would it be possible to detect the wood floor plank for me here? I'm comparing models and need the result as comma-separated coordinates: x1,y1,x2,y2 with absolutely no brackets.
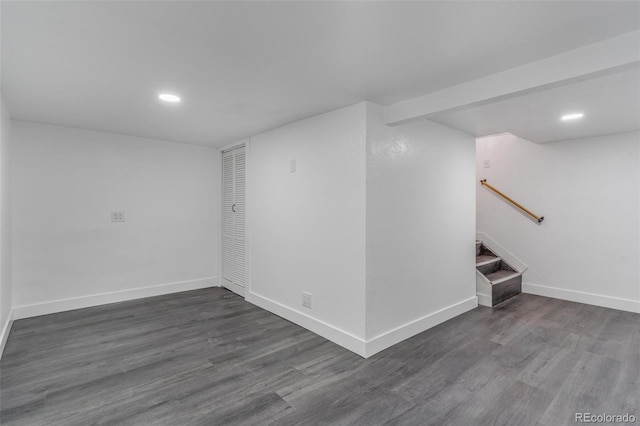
1,289,638,425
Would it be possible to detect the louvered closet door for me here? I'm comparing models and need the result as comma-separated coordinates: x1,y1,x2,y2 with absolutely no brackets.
222,146,246,296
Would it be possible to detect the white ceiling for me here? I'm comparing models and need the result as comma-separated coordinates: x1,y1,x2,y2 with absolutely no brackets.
429,66,640,144
2,1,640,146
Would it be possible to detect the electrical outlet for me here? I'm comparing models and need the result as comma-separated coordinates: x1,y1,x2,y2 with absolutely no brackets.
290,159,297,173
302,292,312,309
483,159,491,168
111,211,125,223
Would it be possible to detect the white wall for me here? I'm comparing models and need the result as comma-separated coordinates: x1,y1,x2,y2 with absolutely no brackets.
0,95,13,352
477,132,640,312
365,103,477,353
247,103,368,352
11,121,220,317
246,102,478,357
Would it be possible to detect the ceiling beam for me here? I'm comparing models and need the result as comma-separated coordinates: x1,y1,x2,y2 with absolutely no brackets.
384,30,640,126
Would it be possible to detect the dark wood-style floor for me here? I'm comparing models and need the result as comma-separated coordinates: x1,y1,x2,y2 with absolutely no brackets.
1,288,638,425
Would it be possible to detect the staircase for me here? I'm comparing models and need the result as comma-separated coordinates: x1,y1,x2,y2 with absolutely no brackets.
476,240,522,307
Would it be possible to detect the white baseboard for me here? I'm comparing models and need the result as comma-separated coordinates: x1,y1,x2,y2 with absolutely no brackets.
364,296,479,358
222,279,245,297
477,293,492,307
523,283,640,314
476,272,492,307
248,292,479,358
13,276,218,320
246,291,367,357
0,309,14,359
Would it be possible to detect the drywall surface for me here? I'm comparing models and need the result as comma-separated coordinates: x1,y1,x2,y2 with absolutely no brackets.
0,95,12,342
11,121,219,311
248,103,367,341
366,102,477,341
477,132,640,309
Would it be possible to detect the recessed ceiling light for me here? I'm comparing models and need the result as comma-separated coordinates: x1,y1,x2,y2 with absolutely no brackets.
158,93,181,103
561,113,584,121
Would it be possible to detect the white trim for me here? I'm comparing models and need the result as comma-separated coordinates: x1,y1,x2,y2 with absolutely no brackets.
217,147,224,295
0,309,14,359
523,283,640,314
477,293,492,308
364,296,478,358
476,231,528,273
244,138,252,296
248,292,479,358
222,279,245,297
476,271,493,307
12,277,217,320
476,270,491,285
215,148,223,292
246,291,367,357
219,139,248,153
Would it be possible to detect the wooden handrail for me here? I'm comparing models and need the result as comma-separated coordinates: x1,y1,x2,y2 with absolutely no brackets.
480,179,544,223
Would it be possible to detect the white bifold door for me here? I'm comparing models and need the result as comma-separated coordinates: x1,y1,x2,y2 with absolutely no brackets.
222,146,246,296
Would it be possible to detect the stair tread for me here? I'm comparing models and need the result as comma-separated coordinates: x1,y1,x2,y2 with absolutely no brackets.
476,254,499,265
485,269,521,283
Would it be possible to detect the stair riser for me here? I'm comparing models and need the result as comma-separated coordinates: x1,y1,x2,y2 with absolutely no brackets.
492,275,522,306
477,259,515,276
478,246,497,257
477,259,501,275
